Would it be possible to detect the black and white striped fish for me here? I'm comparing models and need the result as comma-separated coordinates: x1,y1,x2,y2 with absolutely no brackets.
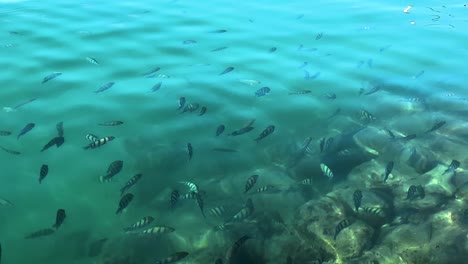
83,136,115,150
116,193,134,214
85,133,99,142
334,219,353,240
170,190,180,209
244,175,259,193
39,164,48,184
232,199,254,222
120,173,142,196
353,190,362,211
320,163,334,178
360,109,376,120
139,226,175,235
179,181,199,193
85,57,99,65
123,216,154,232
100,160,123,182
52,209,66,230
209,206,225,217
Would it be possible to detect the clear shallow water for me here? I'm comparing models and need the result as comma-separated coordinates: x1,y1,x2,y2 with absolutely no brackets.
0,0,467,263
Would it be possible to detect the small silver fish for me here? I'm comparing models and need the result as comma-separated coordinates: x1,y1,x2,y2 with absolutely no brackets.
41,72,62,84
85,57,99,65
94,82,115,93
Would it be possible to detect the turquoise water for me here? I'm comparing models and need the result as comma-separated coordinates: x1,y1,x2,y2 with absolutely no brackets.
1,0,467,263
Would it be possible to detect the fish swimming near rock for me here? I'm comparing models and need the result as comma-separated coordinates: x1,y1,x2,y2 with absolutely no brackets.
100,160,123,183
219,67,234,75
425,121,446,133
383,161,394,183
334,219,353,240
98,121,123,126
252,185,279,194
209,206,225,217
254,125,275,142
255,86,271,97
120,173,142,196
40,136,65,152
94,82,115,93
353,190,362,211
41,72,62,84
244,175,259,193
116,193,134,214
179,181,199,193
39,164,48,183
320,163,334,178
25,228,55,239
83,136,115,150
52,209,66,230
225,235,251,263
123,216,154,232
216,125,225,136
232,199,254,222
139,226,175,235
406,185,425,200
154,252,189,264
17,123,35,139
442,160,460,175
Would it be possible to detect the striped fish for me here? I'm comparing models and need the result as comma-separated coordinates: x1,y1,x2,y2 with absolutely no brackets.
198,106,207,116
100,160,123,182
120,173,142,196
179,181,199,193
209,206,225,217
116,193,133,214
360,109,376,120
139,226,175,235
244,175,259,193
39,164,49,184
232,199,254,222
320,163,334,178
83,136,115,150
253,185,279,194
334,219,353,240
98,121,123,126
123,216,154,232
254,125,275,142
154,252,189,264
182,103,199,113
85,56,99,65
25,228,55,239
170,190,180,209
85,133,99,142
299,178,312,185
359,207,386,218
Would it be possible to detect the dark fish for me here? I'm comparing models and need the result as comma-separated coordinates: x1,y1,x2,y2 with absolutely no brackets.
269,47,277,53
116,193,134,214
94,82,115,93
40,136,65,152
383,128,396,139
254,125,275,142
316,32,323,40
142,67,160,76
25,228,55,239
100,160,123,183
353,190,362,211
56,121,64,137
83,136,115,150
407,185,425,200
225,235,251,262
199,106,207,116
210,29,227,33
0,146,20,155
253,185,279,194
123,216,154,232
0,131,11,136
183,39,197,44
86,56,99,65
360,110,376,120
288,90,311,95
399,134,416,141
383,161,394,183
413,70,425,79
154,252,189,264
187,143,193,160
442,160,460,175
182,103,199,113
98,121,123,126
170,190,180,209
39,164,48,183
244,175,259,193
17,123,35,139
52,209,66,229
151,82,162,92
230,126,254,136
120,173,142,196
85,133,99,142
88,238,108,257
216,125,225,136
425,121,446,133
177,97,186,110
334,219,352,240
219,67,234,75
363,85,381,96
41,72,62,84
211,46,228,52
319,138,325,153
255,86,271,97
195,192,206,218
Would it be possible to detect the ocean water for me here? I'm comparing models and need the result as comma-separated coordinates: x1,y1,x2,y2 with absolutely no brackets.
1,0,467,263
